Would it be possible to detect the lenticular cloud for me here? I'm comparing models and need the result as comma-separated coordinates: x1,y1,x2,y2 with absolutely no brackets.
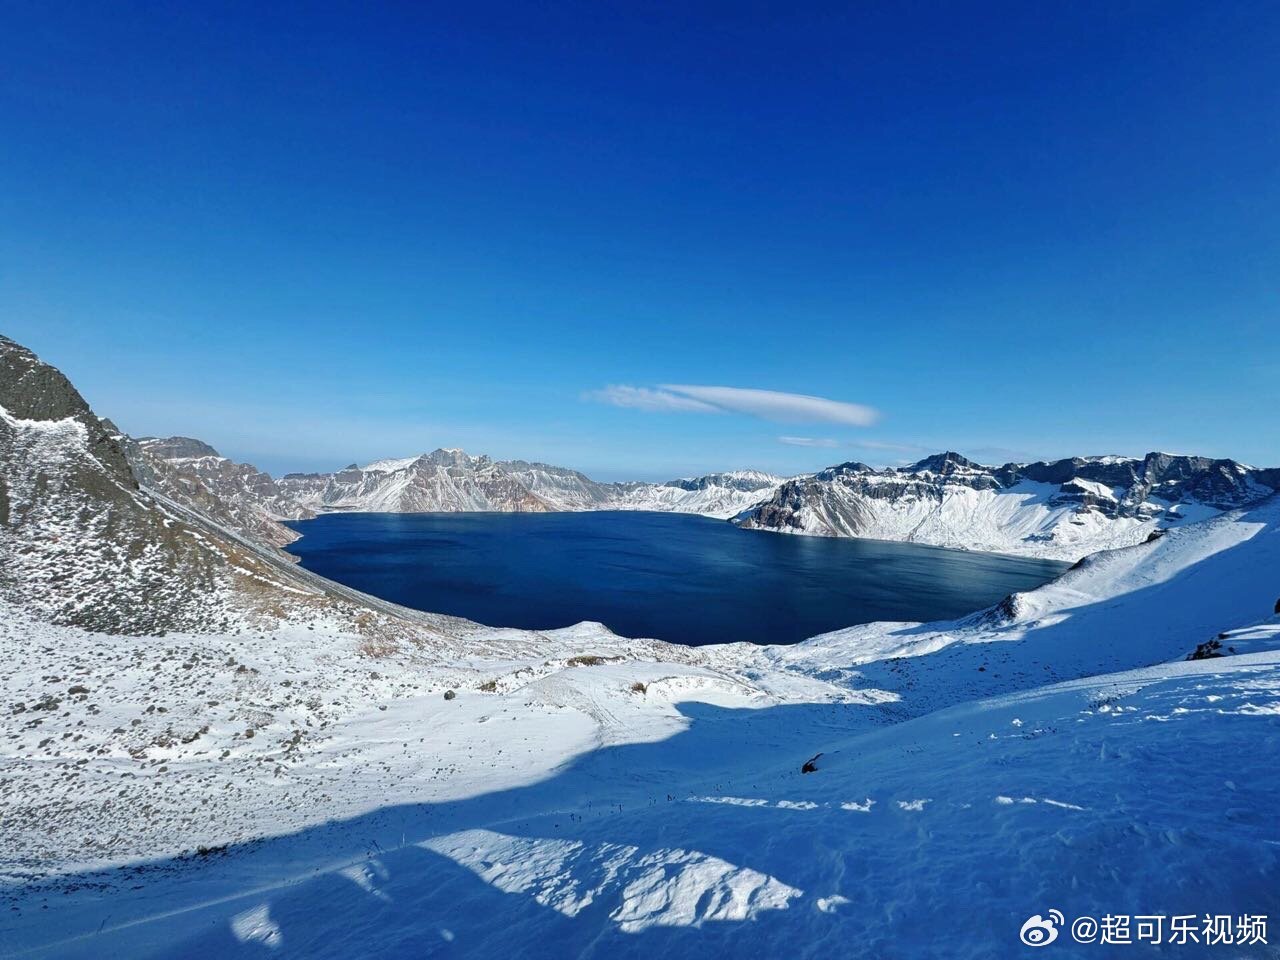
590,383,879,426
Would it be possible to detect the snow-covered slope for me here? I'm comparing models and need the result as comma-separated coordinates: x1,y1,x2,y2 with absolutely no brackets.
744,490,1280,722
280,451,786,520
0,335,457,637
0,336,232,634
8,607,1279,957
0,333,806,877
500,461,784,517
605,469,787,518
736,450,1279,561
278,448,557,514
118,433,314,549
497,459,620,509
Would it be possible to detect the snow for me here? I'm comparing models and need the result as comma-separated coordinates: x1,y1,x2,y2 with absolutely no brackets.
279,449,786,520
419,828,803,932
741,476,1241,561
736,454,1278,561
9,635,1280,957
602,471,788,519
1061,477,1119,500
360,456,422,473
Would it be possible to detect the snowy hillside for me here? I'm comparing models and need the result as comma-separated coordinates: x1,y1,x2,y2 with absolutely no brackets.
6,504,1279,955
605,470,787,518
500,461,785,518
736,450,1279,561
0,335,462,637
119,433,314,549
748,489,1280,719
0,336,232,634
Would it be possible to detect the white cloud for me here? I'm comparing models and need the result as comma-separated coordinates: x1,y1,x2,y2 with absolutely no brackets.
584,385,721,413
588,383,879,426
778,436,840,448
662,385,879,426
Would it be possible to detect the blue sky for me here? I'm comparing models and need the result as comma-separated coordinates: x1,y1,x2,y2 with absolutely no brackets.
2,2,1277,480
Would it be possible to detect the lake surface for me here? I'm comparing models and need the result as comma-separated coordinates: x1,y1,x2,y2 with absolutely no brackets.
285,512,1068,646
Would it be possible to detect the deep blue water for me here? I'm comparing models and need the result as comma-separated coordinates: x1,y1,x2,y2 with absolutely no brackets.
285,512,1068,646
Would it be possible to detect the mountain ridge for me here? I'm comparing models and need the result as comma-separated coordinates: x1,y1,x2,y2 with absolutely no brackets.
117,432,315,549
130,431,1280,563
275,449,787,519
736,450,1279,560
0,335,456,638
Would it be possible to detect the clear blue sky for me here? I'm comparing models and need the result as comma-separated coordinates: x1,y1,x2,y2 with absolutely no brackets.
3,2,1277,480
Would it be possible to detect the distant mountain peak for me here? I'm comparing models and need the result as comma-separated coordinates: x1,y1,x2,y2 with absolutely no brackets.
906,451,982,474
137,436,222,459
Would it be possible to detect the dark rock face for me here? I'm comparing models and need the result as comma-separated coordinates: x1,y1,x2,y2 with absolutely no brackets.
133,436,221,459
0,336,225,633
1187,639,1225,661
907,451,983,476
742,480,813,532
0,335,137,489
1010,453,1269,515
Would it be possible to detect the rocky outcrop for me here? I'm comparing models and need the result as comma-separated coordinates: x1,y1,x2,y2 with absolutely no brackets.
118,434,314,549
280,449,558,513
279,452,785,519
603,470,785,517
0,336,226,632
0,335,458,638
736,451,1278,561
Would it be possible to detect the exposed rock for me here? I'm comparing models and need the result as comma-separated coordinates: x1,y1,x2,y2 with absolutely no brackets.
0,336,224,633
117,433,314,550
736,451,1278,561
1187,639,1225,661
0,334,452,639
279,451,784,519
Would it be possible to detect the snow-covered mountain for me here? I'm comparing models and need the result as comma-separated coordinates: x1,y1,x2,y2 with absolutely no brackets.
278,448,557,514
606,469,787,517
261,442,1280,564
0,336,230,633
0,334,455,636
117,433,315,549
735,450,1280,561
5,331,1280,957
496,458,619,509
280,450,786,519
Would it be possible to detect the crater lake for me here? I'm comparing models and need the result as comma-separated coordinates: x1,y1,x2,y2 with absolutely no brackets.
285,511,1069,646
